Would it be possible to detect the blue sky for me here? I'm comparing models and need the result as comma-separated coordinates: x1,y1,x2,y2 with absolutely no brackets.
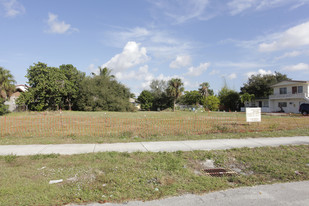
1,0,309,95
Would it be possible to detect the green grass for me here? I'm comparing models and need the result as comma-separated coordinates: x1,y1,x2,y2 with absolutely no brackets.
0,145,308,206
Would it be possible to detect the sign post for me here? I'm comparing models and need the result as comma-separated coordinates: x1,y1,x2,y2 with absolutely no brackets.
246,108,261,123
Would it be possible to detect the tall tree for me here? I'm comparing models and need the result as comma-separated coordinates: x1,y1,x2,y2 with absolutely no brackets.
92,66,115,79
149,80,172,111
167,78,184,112
199,82,214,98
240,72,290,98
0,67,16,99
150,80,167,96
17,62,67,111
76,74,133,112
59,64,85,110
218,85,240,111
137,90,154,111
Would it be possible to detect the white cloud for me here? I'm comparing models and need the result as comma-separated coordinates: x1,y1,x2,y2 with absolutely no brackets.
186,62,210,76
102,41,150,72
259,21,309,52
115,65,154,81
169,55,192,69
210,70,220,75
228,0,309,15
246,69,273,78
150,0,210,24
215,61,270,68
228,0,256,15
46,13,78,34
282,63,309,71
275,51,301,60
227,73,237,80
1,0,25,17
105,27,192,59
87,64,96,73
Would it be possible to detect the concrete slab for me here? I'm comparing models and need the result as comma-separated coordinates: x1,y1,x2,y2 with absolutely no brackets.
141,141,191,152
39,144,95,155
94,142,147,153
219,138,264,149
251,136,309,147
182,139,230,151
0,145,48,156
0,136,308,156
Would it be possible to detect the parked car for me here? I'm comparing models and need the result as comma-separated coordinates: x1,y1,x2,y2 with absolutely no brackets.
299,103,309,115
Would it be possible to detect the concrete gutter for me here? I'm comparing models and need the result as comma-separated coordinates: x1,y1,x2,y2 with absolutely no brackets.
0,136,308,156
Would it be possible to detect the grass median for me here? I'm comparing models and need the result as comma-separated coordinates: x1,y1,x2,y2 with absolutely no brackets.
1,145,308,206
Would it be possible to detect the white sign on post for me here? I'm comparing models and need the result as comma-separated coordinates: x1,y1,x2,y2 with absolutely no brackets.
246,108,261,122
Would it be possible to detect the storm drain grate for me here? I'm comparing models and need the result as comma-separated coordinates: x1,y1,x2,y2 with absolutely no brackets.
203,168,236,177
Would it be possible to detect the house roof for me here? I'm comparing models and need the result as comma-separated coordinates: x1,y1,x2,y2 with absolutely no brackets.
271,80,309,87
15,85,28,92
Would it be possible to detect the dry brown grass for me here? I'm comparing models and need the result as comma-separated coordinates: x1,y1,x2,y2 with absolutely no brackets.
1,111,308,140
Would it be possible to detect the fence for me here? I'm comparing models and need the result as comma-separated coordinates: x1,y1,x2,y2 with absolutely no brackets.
0,113,308,138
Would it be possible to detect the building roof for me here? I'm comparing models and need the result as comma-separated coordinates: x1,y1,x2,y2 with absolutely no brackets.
15,85,28,92
271,80,309,87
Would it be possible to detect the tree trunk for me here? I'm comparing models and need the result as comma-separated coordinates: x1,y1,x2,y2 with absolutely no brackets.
67,97,72,111
173,99,176,112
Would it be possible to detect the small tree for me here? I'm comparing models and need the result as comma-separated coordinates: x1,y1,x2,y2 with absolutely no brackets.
0,97,8,115
167,78,184,112
240,93,255,106
137,90,154,111
181,90,202,105
202,96,220,111
0,67,16,99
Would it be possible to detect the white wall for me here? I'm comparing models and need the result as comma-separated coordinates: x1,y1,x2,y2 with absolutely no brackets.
270,99,304,113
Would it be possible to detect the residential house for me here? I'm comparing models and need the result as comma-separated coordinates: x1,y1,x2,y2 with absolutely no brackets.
241,98,270,113
269,80,309,113
129,98,141,110
4,85,28,112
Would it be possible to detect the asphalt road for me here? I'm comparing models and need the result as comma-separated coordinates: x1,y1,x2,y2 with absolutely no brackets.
77,181,309,206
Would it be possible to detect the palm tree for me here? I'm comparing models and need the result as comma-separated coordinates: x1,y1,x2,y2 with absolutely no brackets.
92,66,115,79
167,78,184,112
0,67,16,99
199,82,210,98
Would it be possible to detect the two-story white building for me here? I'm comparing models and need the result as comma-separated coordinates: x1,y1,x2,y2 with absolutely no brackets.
269,80,309,113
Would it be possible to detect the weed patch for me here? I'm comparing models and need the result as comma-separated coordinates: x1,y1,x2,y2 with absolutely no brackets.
0,145,308,205
4,154,17,163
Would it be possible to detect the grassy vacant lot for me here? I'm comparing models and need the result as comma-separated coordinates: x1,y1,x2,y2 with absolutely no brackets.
0,145,308,206
0,111,309,145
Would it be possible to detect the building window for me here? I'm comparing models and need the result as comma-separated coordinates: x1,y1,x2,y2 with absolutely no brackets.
263,101,269,107
292,86,297,94
278,102,287,107
279,88,287,94
298,86,303,93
